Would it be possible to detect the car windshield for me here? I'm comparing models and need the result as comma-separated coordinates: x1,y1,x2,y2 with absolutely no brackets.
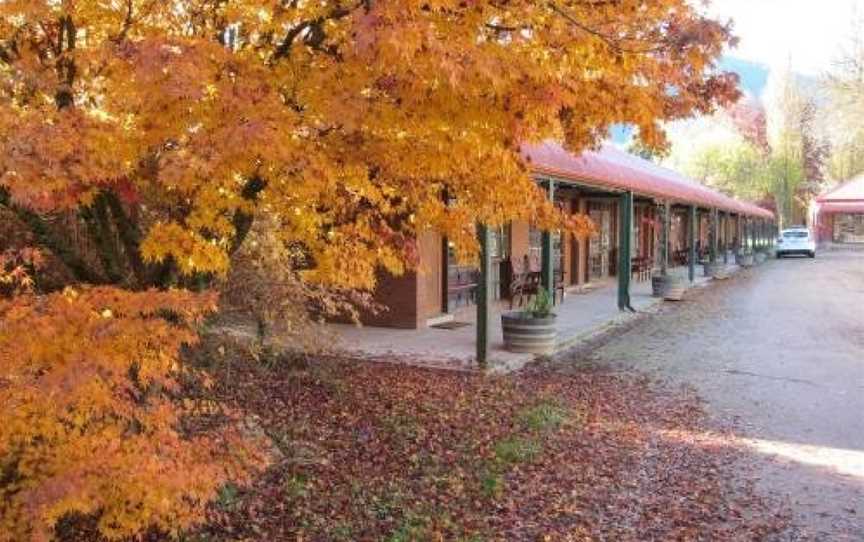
783,231,809,238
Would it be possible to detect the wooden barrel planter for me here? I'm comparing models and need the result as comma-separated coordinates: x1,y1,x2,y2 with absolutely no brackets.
703,262,725,278
651,274,670,297
736,253,755,267
663,275,687,301
501,313,557,354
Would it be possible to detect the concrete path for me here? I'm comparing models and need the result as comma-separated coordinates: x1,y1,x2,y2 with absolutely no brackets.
578,251,864,539
333,264,723,373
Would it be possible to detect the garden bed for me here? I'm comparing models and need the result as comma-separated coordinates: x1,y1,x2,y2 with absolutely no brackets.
183,336,789,541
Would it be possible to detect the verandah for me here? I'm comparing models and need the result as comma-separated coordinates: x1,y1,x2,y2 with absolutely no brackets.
471,143,777,365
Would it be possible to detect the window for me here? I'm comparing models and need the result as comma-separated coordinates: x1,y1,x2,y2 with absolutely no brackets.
783,231,809,239
490,225,510,260
529,226,562,271
529,226,542,269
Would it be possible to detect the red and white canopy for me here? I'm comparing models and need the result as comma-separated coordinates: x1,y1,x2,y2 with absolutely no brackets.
816,175,864,214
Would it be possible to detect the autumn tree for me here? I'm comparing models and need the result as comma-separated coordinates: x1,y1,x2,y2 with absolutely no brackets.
0,0,738,538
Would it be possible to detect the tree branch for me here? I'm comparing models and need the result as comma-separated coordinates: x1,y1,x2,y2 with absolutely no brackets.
547,2,667,55
0,190,103,284
272,2,366,61
229,175,268,256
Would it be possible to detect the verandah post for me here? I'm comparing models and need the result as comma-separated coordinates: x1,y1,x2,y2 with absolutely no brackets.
688,205,697,283
541,179,556,296
750,218,755,250
757,219,762,249
660,201,670,276
735,214,741,255
476,224,491,368
746,217,752,251
618,191,633,310
709,208,718,264
722,211,729,264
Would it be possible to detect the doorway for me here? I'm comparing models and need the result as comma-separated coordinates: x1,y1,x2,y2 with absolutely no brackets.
589,203,612,280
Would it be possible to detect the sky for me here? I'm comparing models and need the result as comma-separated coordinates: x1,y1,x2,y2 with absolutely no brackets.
708,0,863,76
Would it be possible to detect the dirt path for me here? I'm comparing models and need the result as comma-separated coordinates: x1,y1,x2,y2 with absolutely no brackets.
572,251,864,540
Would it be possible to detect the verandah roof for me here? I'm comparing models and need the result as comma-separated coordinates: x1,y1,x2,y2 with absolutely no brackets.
522,141,774,220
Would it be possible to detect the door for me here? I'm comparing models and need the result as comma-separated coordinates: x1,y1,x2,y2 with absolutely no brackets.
589,205,611,280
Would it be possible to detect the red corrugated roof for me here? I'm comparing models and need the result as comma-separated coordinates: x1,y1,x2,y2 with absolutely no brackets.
817,175,864,202
522,141,774,219
816,201,864,214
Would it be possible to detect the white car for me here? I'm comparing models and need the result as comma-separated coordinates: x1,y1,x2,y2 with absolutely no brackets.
776,227,816,258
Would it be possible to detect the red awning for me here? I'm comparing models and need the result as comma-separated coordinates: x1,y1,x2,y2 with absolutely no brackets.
522,141,774,220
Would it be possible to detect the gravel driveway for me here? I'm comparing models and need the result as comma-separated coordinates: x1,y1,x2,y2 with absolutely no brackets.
578,250,864,540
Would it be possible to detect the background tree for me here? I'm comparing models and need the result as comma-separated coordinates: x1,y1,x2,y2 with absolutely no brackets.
664,68,826,227
0,1,739,538
823,15,864,181
763,66,825,226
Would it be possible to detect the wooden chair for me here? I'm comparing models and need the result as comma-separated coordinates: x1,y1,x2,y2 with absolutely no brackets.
506,257,539,309
631,256,651,282
506,256,565,308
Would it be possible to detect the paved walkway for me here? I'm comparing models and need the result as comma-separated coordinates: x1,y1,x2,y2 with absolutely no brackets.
579,250,864,539
333,261,741,372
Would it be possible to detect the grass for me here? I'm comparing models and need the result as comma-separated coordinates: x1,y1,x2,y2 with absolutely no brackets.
382,412,421,440
516,400,569,433
283,473,310,499
479,469,504,499
493,437,542,465
215,483,240,511
371,492,405,521
473,402,570,501
328,522,355,541
386,515,429,542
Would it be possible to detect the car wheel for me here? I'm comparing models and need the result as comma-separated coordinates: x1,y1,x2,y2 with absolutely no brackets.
809,251,816,259
776,253,783,259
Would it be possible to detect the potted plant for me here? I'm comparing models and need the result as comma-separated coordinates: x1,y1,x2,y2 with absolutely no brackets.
502,287,557,354
652,258,687,299
651,272,671,297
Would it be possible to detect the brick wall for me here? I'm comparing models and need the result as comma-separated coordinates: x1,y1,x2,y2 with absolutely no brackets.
360,269,419,329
